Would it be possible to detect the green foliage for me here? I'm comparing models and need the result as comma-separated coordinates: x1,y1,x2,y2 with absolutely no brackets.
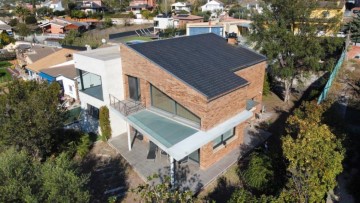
60,29,81,45
240,152,274,193
99,106,111,141
15,23,31,37
141,10,152,19
53,10,66,16
0,148,90,202
103,0,131,11
249,0,342,102
36,7,53,17
7,18,18,27
194,11,211,22
60,29,103,48
0,80,66,158
281,101,344,202
344,13,360,44
76,134,91,158
103,18,113,28
0,32,15,48
263,74,271,96
229,5,250,19
132,174,194,203
14,6,30,22
228,188,275,203
71,10,87,19
25,15,37,24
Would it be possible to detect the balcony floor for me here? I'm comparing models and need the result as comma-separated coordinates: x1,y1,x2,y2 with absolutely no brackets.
109,126,271,192
81,85,103,101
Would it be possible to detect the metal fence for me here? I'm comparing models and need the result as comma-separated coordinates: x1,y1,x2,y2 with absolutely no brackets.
317,49,347,104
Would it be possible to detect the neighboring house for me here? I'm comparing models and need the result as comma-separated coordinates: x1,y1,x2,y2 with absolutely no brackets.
74,45,127,136
238,0,263,14
201,0,224,13
42,0,65,11
77,0,105,13
294,0,345,36
39,63,79,100
0,20,13,36
25,48,78,81
154,14,204,32
171,2,192,13
39,18,88,34
109,33,266,181
129,0,156,13
186,19,252,40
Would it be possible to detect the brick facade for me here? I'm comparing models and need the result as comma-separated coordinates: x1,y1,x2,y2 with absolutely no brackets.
120,44,266,169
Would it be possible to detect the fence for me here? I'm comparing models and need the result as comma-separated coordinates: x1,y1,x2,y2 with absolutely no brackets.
317,49,347,104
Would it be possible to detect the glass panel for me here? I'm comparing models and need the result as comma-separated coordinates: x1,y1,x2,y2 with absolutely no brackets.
128,76,140,101
77,69,103,101
176,103,201,124
223,128,235,141
188,149,200,163
213,135,223,148
151,85,175,114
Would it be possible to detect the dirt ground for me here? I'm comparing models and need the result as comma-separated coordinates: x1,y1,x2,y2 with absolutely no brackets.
82,141,144,203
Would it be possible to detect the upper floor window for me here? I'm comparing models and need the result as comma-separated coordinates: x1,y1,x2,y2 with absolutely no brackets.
150,85,200,124
77,69,103,101
213,128,235,149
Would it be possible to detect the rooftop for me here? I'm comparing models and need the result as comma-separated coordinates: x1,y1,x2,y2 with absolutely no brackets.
173,14,204,20
26,45,61,63
75,45,120,61
40,64,77,79
127,33,266,100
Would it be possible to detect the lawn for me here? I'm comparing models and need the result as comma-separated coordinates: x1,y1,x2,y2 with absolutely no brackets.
0,61,12,68
0,61,12,83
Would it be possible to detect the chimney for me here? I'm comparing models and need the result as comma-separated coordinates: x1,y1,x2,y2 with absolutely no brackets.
227,32,238,45
65,54,73,61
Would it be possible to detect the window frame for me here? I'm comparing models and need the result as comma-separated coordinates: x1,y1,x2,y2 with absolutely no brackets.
213,128,236,149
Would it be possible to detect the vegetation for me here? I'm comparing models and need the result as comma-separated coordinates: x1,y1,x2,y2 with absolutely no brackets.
263,74,271,96
0,148,90,202
249,0,343,102
36,6,53,17
14,6,30,23
345,13,360,45
60,30,103,48
103,18,113,29
25,15,37,24
15,23,32,37
76,134,92,158
132,174,194,203
99,106,111,141
0,32,15,48
0,80,66,158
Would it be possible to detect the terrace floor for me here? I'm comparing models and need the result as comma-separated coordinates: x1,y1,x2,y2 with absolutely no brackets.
109,126,271,192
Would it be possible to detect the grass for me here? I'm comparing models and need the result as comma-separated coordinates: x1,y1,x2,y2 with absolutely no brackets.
0,65,12,83
0,61,12,68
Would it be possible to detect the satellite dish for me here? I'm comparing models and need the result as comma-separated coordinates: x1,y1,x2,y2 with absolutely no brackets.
101,39,106,44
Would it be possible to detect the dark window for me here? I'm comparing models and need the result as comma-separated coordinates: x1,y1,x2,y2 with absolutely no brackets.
87,104,99,119
213,128,235,149
150,85,200,124
128,76,140,101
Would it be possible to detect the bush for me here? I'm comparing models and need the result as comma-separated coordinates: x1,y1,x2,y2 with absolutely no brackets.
263,74,271,96
8,18,18,27
99,106,111,141
103,18,113,28
25,15,37,24
76,134,91,158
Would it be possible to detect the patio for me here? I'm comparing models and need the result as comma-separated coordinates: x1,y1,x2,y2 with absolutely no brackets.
109,126,271,192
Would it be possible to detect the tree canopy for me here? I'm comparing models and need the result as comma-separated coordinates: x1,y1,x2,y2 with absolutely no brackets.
249,0,343,102
0,80,66,158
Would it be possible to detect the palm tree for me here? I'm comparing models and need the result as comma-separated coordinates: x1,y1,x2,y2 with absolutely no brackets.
14,6,30,23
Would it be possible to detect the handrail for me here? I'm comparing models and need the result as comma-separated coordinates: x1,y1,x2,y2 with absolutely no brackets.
109,94,144,116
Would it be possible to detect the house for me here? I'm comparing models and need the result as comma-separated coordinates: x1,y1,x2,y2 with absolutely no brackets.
238,0,263,14
128,0,156,13
0,20,13,36
39,18,88,34
77,0,105,13
41,0,65,11
108,33,266,184
171,2,192,13
154,14,204,32
201,0,224,13
74,45,127,136
26,48,78,81
39,63,79,100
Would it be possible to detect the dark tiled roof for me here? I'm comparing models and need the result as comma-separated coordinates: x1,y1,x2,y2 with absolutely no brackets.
128,33,266,100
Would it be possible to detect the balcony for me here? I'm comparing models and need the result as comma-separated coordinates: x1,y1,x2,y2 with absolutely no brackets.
109,94,144,117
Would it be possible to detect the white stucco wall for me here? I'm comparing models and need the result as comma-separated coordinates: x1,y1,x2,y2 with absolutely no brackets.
74,46,127,137
56,76,77,100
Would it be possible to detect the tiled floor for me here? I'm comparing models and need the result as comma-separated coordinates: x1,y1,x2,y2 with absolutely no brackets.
109,126,271,192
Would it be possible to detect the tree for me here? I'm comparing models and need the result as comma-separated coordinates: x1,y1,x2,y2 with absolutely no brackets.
71,10,87,19
60,29,81,45
0,32,15,48
240,152,274,193
132,174,194,203
228,188,275,203
0,80,66,158
249,0,342,102
344,13,360,45
14,6,30,22
99,106,112,141
141,10,151,20
16,23,31,37
7,18,18,27
0,148,90,202
103,18,113,29
36,7,53,17
25,15,37,24
280,102,344,202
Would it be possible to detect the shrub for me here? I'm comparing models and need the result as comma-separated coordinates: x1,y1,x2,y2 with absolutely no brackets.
263,74,271,96
8,18,18,26
76,134,91,158
25,15,37,24
99,106,111,141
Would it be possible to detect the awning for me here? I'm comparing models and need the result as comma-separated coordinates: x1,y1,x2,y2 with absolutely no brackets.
122,109,253,161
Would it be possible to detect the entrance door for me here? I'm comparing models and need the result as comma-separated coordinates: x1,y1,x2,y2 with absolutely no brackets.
128,76,140,101
188,149,200,164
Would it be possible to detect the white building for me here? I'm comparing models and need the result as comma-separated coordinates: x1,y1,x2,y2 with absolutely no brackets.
42,0,65,11
74,45,127,136
171,2,192,13
153,15,174,32
201,0,224,13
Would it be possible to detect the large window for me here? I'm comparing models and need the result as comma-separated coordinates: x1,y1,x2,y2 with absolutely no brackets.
77,69,103,101
213,128,235,149
150,85,200,124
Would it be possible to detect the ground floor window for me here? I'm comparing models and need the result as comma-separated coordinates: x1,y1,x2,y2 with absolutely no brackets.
213,128,235,149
